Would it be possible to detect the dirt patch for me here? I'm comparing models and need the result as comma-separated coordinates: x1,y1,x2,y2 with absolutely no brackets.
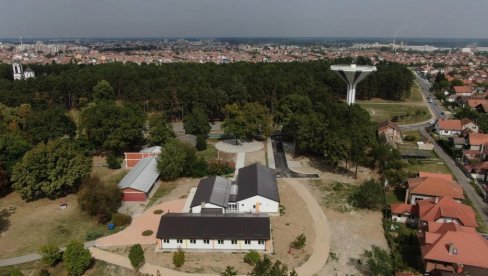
245,148,266,166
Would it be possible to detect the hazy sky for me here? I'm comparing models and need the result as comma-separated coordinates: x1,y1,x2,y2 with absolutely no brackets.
1,0,487,38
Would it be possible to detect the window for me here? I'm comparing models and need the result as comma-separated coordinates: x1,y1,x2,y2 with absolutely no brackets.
253,205,256,209
218,240,224,244
163,239,170,243
177,239,183,244
245,240,251,245
203,240,210,244
228,203,237,211
231,240,237,244
258,240,265,245
190,239,196,244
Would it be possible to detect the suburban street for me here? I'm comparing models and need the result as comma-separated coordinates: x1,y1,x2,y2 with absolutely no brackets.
402,75,488,226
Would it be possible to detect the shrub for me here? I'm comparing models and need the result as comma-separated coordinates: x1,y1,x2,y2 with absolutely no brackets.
243,250,260,265
221,266,238,276
8,269,23,276
153,209,164,215
106,154,122,169
78,176,122,224
350,179,384,210
207,161,234,176
111,213,132,226
196,135,207,151
403,135,416,142
38,243,62,267
85,230,104,241
128,244,145,270
142,230,153,236
173,248,185,268
290,234,306,250
360,245,393,276
63,240,92,276
39,268,50,276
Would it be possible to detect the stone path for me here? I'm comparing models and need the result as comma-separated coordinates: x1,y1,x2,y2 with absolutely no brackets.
96,199,185,247
215,139,263,154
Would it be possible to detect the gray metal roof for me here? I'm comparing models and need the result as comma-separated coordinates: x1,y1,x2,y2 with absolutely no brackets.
190,176,232,208
236,163,280,202
140,146,161,154
118,156,159,193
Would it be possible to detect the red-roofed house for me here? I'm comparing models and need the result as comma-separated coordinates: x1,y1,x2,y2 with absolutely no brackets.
467,133,488,151
417,197,477,228
418,171,453,181
421,223,488,274
377,120,402,146
406,176,464,205
124,146,161,168
467,98,488,109
453,86,474,96
435,119,462,136
391,203,417,223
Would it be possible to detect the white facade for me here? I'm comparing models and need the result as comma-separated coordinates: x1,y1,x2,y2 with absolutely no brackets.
392,213,415,224
238,196,279,213
159,238,267,252
23,69,35,79
190,203,224,214
12,63,23,80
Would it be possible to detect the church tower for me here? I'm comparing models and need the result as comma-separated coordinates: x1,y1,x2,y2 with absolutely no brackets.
12,62,23,80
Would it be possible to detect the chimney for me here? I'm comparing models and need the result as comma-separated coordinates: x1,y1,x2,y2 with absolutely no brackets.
448,243,458,255
434,197,439,204
201,202,205,209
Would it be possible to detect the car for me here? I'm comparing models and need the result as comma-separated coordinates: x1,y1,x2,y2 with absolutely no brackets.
429,120,435,125
428,99,433,103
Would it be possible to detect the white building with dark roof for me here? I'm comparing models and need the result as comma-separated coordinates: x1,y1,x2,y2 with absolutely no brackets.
189,163,280,214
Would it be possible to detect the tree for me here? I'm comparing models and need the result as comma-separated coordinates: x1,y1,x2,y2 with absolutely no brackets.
222,102,268,143
222,103,247,144
63,240,92,276
38,244,62,267
80,103,146,153
350,179,384,210
147,113,175,146
244,250,260,265
172,248,185,268
196,134,207,151
221,266,238,276
11,139,92,200
156,139,201,181
0,132,31,174
77,176,122,223
128,244,145,270
183,107,211,136
360,245,393,276
92,80,115,103
290,234,306,250
25,108,76,144
0,164,8,196
250,255,294,276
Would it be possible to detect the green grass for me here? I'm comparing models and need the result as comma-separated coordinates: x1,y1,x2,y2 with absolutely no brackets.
146,181,177,208
402,130,422,142
358,102,431,124
196,143,218,162
406,82,424,102
385,188,405,205
310,180,357,212
404,159,452,177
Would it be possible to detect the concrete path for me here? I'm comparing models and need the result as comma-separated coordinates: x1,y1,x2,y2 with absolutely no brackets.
215,139,263,154
284,178,330,275
267,138,276,169
96,199,185,247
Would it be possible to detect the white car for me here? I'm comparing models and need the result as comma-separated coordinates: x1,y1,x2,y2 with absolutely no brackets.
429,120,435,125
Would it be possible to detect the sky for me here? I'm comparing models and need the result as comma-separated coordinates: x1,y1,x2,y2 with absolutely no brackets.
0,0,487,39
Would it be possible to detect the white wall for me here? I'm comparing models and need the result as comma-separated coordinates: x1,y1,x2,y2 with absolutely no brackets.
237,196,279,213
190,203,224,214
160,238,266,251
409,194,434,205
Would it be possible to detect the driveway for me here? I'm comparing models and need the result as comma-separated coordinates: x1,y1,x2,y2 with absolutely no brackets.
272,140,319,178
96,199,186,247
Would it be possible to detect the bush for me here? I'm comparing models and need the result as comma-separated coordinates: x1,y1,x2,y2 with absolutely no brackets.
111,213,132,226
173,248,185,268
128,244,145,270
290,234,306,250
106,154,122,169
403,135,416,142
39,268,50,276
350,179,384,210
85,230,104,241
38,243,62,267
63,240,92,276
153,209,164,215
243,250,260,265
78,176,122,224
360,245,393,276
207,161,234,176
196,135,207,151
8,269,23,276
221,266,238,276
142,230,153,236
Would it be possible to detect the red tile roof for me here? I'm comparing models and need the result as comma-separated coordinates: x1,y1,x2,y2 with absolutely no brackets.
453,86,473,94
408,177,464,200
391,203,416,215
467,99,488,108
437,119,462,131
417,197,478,227
418,172,453,181
422,227,488,269
468,133,488,146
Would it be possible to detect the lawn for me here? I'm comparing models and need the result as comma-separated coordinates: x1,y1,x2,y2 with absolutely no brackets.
146,181,177,208
310,180,357,212
406,82,424,103
404,159,452,177
196,143,218,162
358,102,431,124
385,187,406,205
402,130,422,142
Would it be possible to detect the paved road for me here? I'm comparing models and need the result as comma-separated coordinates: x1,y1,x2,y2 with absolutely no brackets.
272,140,319,178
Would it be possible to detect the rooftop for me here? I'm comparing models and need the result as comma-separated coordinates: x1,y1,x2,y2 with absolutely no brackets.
118,156,159,193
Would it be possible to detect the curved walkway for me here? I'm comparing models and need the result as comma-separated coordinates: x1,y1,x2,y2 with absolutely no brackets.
215,139,264,154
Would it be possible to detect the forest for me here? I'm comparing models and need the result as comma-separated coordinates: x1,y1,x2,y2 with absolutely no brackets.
0,58,414,119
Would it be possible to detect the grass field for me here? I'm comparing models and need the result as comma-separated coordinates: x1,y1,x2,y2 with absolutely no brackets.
196,143,218,162
402,130,422,142
358,102,431,124
405,159,452,177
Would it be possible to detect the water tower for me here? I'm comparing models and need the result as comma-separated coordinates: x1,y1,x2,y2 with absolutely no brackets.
330,64,377,105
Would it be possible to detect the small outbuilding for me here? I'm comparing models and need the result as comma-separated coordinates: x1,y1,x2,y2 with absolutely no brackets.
118,156,160,201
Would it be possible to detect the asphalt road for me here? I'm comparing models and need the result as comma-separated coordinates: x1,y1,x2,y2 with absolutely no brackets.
271,140,319,178
405,75,488,226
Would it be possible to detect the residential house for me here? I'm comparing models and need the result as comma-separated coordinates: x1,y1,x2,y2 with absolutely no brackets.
465,161,488,182
435,119,462,136
405,173,464,204
189,163,280,214
453,85,474,97
417,197,477,228
467,98,488,109
377,120,402,146
467,133,488,151
421,222,488,274
391,203,417,224
461,118,479,133
117,156,159,201
156,213,271,252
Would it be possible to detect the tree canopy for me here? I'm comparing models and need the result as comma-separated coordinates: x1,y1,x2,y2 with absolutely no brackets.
147,113,175,146
11,139,92,200
25,107,76,144
183,107,211,136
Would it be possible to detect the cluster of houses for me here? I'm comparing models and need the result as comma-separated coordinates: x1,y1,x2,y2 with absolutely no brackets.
390,171,488,274
377,120,434,158
444,85,487,107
